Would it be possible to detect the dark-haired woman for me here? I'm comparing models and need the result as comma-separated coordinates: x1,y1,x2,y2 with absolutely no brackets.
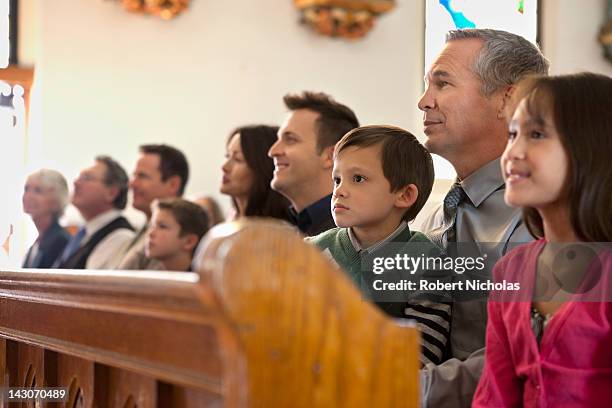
220,125,291,221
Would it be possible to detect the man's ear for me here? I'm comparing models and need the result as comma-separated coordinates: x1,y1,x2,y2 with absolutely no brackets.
105,185,120,205
166,175,182,196
320,145,335,170
394,184,419,209
497,85,516,120
182,233,200,253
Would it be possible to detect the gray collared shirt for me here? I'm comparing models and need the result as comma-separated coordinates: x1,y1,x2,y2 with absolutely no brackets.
419,158,533,408
421,158,531,256
347,221,408,254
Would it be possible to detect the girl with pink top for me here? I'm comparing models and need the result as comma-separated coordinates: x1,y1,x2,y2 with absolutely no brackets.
473,73,612,407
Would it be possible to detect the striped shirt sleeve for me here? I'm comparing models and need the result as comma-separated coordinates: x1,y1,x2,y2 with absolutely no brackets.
404,301,451,365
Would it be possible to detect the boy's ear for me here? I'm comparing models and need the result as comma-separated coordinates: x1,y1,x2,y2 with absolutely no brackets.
320,145,335,170
182,233,200,253
394,184,418,209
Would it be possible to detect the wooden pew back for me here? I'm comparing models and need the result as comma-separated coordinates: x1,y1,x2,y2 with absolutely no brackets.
0,220,419,407
196,220,420,407
0,269,245,407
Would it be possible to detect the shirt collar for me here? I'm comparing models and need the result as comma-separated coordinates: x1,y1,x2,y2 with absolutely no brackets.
348,221,409,254
460,158,505,208
288,194,332,233
84,209,122,238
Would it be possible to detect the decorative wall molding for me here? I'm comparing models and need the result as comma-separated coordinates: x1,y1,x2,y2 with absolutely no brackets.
118,0,189,20
293,0,396,39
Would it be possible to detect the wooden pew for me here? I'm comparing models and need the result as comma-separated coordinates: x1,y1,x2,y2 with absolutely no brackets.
0,220,419,407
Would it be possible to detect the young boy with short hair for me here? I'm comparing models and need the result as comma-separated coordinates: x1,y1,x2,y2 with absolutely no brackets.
309,125,450,365
145,198,209,272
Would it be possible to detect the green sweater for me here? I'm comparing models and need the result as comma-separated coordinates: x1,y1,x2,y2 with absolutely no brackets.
309,225,450,365
309,225,438,294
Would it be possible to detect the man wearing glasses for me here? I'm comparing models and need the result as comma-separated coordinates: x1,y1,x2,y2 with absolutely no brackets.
54,156,134,269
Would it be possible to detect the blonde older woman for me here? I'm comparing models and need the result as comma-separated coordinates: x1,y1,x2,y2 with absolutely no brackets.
22,169,71,268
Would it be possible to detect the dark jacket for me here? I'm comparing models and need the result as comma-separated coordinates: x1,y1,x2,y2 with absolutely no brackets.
288,194,336,237
23,219,70,268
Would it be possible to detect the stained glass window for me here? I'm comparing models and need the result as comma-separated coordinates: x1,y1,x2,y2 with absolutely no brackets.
425,0,539,73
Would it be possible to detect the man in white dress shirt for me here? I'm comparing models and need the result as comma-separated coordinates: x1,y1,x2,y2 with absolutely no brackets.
55,156,134,269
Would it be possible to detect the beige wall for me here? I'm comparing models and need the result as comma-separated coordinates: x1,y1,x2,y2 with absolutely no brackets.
542,0,612,76
7,0,612,260
24,0,427,215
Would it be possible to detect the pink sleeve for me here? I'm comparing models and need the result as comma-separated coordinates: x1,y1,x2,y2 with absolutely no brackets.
472,265,523,407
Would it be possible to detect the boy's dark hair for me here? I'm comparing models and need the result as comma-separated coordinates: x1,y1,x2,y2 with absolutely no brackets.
512,73,612,241
283,91,359,153
95,155,129,210
139,144,189,196
334,125,434,222
154,198,209,246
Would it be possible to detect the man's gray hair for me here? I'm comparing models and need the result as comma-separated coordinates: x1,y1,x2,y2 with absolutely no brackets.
446,29,550,96
27,169,69,218
95,155,129,210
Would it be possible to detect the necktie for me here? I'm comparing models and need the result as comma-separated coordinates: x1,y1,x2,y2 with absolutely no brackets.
59,227,86,264
428,182,467,247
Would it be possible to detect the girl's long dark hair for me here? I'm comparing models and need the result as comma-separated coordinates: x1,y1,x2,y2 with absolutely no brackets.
513,73,612,241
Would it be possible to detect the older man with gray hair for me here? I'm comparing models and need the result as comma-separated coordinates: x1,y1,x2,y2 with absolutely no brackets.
418,29,549,406
55,156,135,270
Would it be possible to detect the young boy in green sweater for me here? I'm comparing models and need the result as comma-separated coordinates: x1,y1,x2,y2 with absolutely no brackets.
309,125,449,365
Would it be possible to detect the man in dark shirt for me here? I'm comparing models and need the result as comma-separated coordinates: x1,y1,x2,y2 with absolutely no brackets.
268,91,359,236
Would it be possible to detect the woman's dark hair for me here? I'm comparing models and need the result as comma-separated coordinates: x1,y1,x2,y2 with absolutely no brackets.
228,125,291,221
512,73,612,241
